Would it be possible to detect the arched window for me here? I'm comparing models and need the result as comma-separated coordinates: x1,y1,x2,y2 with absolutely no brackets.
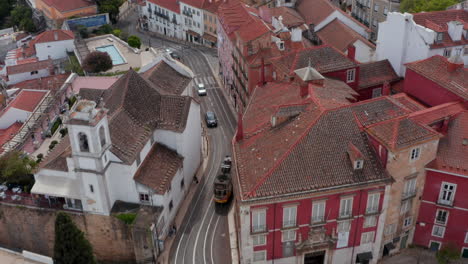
78,132,89,152
99,126,106,147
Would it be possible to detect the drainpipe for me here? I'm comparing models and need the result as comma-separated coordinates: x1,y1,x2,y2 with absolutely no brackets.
272,203,276,264
350,189,364,264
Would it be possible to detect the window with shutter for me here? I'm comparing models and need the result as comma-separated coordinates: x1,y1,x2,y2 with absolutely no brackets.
366,193,380,214
283,206,297,228
252,210,266,233
312,201,325,223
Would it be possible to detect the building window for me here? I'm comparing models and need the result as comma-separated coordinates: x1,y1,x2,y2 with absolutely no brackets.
312,201,326,223
169,200,173,211
429,241,441,251
372,87,382,98
366,193,380,214
403,217,412,228
30,70,39,75
337,220,351,248
384,6,388,15
282,229,296,242
436,33,443,42
435,210,448,225
372,19,378,28
364,216,377,228
204,25,207,30
89,184,94,193
366,0,370,7
355,160,363,169
180,179,185,190
432,225,445,238
400,199,412,214
139,193,149,202
252,210,266,233
464,47,468,55
252,234,266,246
346,69,356,83
99,126,106,147
438,182,456,206
361,231,375,244
253,251,266,262
197,10,199,16
374,3,379,11
204,14,207,20
465,232,468,243
403,178,417,198
444,48,452,57
78,132,89,152
410,147,421,161
385,224,396,235
283,206,297,228
339,197,353,218
462,248,468,258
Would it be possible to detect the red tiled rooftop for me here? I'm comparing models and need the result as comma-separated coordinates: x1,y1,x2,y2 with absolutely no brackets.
412,9,468,32
317,19,375,55
0,122,23,152
181,0,205,9
235,17,270,42
71,76,119,94
10,73,70,91
405,55,468,100
270,7,305,28
148,0,180,13
9,90,48,112
218,0,256,36
358,59,399,90
409,101,466,125
6,59,52,75
32,30,74,44
41,0,97,13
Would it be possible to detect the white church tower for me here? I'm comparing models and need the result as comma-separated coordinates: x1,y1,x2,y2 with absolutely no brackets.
66,98,112,214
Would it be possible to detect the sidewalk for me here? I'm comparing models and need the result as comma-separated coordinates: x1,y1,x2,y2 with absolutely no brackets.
157,134,210,263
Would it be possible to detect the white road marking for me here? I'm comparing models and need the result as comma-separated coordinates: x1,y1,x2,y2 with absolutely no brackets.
210,215,221,264
203,210,216,263
193,197,214,264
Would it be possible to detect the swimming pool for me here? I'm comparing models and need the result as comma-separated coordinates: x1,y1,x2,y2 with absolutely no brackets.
96,45,125,65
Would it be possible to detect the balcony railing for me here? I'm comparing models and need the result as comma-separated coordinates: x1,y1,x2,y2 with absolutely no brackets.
282,220,297,228
365,206,379,215
311,216,325,224
252,224,266,233
437,199,454,207
402,190,417,200
339,210,352,219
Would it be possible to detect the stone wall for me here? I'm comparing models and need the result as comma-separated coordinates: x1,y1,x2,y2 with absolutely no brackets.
0,203,136,264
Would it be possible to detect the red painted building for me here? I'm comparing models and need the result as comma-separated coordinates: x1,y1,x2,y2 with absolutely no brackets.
404,55,468,107
357,60,401,100
414,107,468,256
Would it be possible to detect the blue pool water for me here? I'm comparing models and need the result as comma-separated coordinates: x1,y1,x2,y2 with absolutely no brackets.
96,45,125,65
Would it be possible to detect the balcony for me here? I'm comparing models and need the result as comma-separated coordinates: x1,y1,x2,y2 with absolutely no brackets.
282,220,297,228
365,206,379,215
338,211,353,220
252,224,267,233
311,216,325,225
437,199,454,207
402,190,417,200
155,11,169,20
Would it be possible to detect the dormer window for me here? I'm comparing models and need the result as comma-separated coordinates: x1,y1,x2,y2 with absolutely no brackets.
355,160,364,170
436,33,443,43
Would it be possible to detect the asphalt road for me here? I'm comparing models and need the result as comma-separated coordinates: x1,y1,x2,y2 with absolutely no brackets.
117,9,236,264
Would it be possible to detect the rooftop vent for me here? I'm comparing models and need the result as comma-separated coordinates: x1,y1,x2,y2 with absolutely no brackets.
347,142,364,170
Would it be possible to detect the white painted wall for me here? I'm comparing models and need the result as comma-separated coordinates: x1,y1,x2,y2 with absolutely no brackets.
0,107,29,129
35,39,75,61
7,68,50,85
180,2,204,37
143,1,183,39
351,39,375,63
316,10,369,39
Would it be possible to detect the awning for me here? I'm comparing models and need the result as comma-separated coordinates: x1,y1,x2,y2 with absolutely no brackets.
31,177,80,198
187,30,200,37
356,252,373,262
202,33,217,43
384,243,396,251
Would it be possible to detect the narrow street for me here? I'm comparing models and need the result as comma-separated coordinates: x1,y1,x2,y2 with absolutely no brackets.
118,8,236,264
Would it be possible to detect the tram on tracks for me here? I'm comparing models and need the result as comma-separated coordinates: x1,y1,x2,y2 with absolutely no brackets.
213,156,233,204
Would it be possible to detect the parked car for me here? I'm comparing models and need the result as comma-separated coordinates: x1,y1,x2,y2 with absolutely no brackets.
197,83,207,96
205,111,218,127
166,48,181,60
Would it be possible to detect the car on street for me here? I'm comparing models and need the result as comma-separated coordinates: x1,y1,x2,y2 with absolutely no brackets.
197,83,207,96
166,48,181,60
205,111,217,127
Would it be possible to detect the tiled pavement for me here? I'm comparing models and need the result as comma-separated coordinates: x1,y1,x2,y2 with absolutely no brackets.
380,248,468,264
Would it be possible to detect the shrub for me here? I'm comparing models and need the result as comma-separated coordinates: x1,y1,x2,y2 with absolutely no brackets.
77,25,88,38
49,143,56,150
98,24,113,34
112,29,121,38
436,243,460,264
82,51,113,73
50,118,62,136
68,96,77,108
127,35,141,49
36,153,44,163
116,213,137,225
59,128,68,138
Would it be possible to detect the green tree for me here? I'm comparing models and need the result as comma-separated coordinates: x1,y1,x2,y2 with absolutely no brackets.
127,35,141,49
10,4,36,32
82,51,113,73
96,0,125,24
436,243,460,264
400,0,458,13
0,151,36,185
54,212,97,264
0,0,16,27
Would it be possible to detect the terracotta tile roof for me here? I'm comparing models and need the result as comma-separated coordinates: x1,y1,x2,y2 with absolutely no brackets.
296,0,336,26
235,98,399,200
390,93,426,112
181,0,205,9
405,55,468,101
412,10,468,48
9,73,70,91
317,18,375,55
270,7,305,28
6,59,52,75
409,101,465,125
41,0,97,13
148,0,180,13
0,122,23,153
429,110,468,173
9,90,48,112
141,60,191,95
202,0,223,14
358,60,399,90
270,45,358,76
40,135,71,172
79,70,191,164
134,143,184,195
235,16,270,42
218,0,257,37
33,30,74,44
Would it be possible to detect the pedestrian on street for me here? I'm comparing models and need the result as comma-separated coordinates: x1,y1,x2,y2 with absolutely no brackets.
194,176,199,184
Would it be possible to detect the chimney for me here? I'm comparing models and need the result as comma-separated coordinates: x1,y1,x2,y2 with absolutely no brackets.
382,81,391,96
447,50,464,72
235,112,244,142
300,83,309,98
441,117,450,134
54,31,58,41
347,45,356,61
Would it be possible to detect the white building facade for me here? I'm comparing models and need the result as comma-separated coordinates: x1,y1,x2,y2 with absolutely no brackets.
141,0,183,39
180,1,204,43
